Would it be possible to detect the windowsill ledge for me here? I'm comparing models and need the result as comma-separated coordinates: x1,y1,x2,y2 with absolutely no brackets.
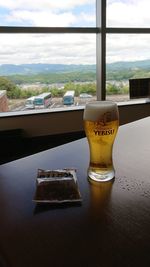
0,98,150,118
0,97,150,138
117,97,150,106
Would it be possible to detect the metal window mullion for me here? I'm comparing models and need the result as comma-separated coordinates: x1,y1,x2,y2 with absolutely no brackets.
106,27,150,34
101,0,106,100
96,0,106,101
0,26,98,34
96,0,101,100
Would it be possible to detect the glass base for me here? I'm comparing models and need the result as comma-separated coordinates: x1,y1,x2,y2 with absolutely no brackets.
88,168,115,182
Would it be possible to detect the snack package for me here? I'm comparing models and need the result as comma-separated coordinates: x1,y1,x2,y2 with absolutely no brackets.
33,168,82,204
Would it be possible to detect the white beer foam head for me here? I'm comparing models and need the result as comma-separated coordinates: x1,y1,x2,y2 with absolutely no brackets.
83,101,118,121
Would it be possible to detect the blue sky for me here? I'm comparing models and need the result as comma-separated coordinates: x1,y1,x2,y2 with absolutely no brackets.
0,0,96,27
0,1,96,65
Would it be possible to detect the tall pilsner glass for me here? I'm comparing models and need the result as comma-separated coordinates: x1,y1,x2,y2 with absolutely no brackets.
83,101,119,182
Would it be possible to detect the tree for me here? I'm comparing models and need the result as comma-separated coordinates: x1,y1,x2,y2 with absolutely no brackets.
0,76,18,98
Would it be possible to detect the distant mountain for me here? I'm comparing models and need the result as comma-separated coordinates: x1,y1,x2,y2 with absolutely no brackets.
0,60,150,77
107,59,150,71
0,63,96,76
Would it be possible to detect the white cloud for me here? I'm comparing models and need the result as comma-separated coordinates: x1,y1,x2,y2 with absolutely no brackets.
107,34,150,63
0,0,95,26
6,10,77,27
0,0,94,11
107,0,150,27
1,1,150,65
79,12,95,23
0,34,96,65
106,1,150,63
0,1,96,64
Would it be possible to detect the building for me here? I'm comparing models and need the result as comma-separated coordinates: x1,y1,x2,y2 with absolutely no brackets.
0,90,8,112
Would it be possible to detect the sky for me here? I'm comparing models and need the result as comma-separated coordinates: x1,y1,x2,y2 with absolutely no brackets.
107,0,150,27
107,0,150,63
0,0,150,65
0,0,96,65
0,0,95,27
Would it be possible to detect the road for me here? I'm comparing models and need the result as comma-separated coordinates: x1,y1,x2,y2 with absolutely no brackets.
10,95,129,112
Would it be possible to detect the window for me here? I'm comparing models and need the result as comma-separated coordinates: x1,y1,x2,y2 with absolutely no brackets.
106,0,150,102
0,1,96,27
107,0,150,28
0,0,97,114
0,1,150,136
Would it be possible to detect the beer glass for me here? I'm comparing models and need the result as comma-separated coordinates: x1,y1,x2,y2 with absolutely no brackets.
83,101,119,182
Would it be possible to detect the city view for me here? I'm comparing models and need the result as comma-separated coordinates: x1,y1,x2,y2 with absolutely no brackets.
1,58,150,112
0,0,150,112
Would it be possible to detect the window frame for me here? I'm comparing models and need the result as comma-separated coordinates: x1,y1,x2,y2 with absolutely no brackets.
0,0,150,137
0,1,100,118
0,0,150,111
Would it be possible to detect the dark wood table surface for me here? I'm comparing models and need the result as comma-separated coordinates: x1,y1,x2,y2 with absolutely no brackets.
0,117,150,267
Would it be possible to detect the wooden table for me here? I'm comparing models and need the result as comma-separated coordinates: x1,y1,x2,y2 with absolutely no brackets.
0,117,150,267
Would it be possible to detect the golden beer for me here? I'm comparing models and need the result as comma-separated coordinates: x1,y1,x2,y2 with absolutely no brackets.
83,101,119,182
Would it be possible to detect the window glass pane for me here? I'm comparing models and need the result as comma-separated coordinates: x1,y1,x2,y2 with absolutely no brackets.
0,34,96,113
0,0,96,27
106,34,150,102
107,0,150,28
